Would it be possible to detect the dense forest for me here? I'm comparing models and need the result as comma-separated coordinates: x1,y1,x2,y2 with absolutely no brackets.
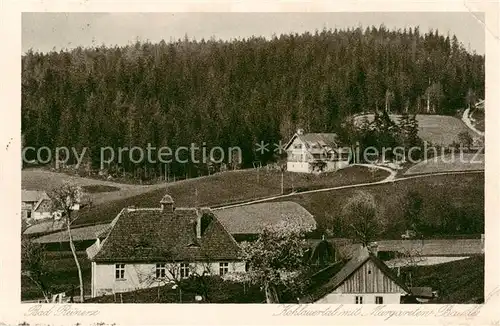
22,26,484,178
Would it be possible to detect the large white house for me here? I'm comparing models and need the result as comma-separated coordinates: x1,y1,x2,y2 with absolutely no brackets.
87,195,245,298
284,129,350,173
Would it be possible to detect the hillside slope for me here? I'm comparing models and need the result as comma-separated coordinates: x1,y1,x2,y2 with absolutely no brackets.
354,114,477,146
407,255,484,303
73,165,388,226
275,173,484,238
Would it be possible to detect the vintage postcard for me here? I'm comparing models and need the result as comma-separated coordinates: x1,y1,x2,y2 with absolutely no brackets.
1,0,499,325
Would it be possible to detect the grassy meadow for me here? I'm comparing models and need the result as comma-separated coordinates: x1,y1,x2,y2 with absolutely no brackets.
72,165,388,226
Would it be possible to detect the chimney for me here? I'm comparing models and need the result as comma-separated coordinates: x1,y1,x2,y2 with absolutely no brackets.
297,128,305,135
367,242,379,257
160,194,174,212
195,208,202,239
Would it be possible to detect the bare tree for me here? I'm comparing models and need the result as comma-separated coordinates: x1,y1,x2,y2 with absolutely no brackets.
48,182,84,302
424,82,445,113
21,238,51,302
398,247,425,288
385,89,395,113
341,191,386,247
465,88,477,110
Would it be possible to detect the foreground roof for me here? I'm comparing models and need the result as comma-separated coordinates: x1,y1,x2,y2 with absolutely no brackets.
92,207,242,262
213,201,316,235
301,246,410,302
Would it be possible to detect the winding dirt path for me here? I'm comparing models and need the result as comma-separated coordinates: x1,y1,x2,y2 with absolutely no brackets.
462,108,485,137
214,169,482,210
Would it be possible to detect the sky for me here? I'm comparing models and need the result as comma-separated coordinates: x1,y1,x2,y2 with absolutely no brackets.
22,12,485,55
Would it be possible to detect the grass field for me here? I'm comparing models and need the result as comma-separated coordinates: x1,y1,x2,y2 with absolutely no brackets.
354,114,477,146
404,255,484,303
21,251,91,301
22,169,166,205
81,185,120,193
274,173,484,239
404,153,484,175
73,165,388,226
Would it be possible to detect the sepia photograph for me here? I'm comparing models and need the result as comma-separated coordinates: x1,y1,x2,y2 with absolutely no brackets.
19,11,486,307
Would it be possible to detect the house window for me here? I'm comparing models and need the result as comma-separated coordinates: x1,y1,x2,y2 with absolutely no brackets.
219,262,229,276
156,263,166,279
375,296,383,304
27,211,32,219
293,144,302,149
355,296,363,304
180,263,190,279
115,264,125,280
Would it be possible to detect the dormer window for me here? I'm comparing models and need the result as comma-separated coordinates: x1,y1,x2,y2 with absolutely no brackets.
134,238,152,250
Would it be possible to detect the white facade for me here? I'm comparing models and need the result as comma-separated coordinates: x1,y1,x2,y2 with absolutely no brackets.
287,137,309,171
325,160,350,171
316,292,402,304
32,211,53,220
286,162,310,173
286,135,349,173
91,261,246,297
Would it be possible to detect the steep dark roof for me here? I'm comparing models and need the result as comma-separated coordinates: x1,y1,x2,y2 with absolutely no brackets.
301,247,410,302
92,207,242,263
214,201,316,235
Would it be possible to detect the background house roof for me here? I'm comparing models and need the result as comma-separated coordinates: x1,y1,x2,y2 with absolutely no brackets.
32,223,110,244
298,133,339,148
285,132,343,155
22,190,50,203
92,207,241,262
214,201,316,235
409,287,434,298
23,220,65,235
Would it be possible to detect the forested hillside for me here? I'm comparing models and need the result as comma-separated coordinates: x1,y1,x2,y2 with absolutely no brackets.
22,26,484,177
